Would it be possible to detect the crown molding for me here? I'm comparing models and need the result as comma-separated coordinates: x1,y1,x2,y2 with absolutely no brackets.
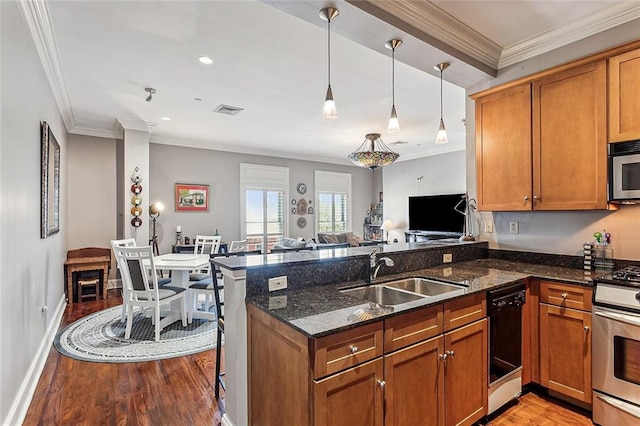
68,126,122,140
368,0,502,70
17,0,75,132
499,3,640,68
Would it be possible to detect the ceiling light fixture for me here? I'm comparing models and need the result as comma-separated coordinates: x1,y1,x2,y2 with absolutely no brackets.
198,56,213,65
348,133,399,170
161,116,171,121
385,39,402,133
145,87,156,102
434,62,450,144
319,7,339,120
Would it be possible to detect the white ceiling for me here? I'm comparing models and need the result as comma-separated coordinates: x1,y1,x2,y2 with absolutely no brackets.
28,0,640,166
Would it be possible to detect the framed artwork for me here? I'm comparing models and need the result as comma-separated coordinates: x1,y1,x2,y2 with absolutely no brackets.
41,121,60,238
175,183,209,212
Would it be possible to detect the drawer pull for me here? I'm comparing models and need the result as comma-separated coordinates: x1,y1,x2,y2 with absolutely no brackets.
447,350,455,357
561,293,568,300
348,345,358,354
377,380,386,389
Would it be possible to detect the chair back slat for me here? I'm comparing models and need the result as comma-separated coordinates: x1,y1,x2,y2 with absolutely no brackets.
194,235,222,255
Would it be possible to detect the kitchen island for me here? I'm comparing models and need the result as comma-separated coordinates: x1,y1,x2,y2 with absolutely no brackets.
214,241,595,426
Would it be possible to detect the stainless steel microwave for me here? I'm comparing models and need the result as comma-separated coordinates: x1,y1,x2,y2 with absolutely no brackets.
609,141,640,203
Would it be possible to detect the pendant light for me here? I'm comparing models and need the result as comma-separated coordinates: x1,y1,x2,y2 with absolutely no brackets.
435,62,450,144
319,7,339,120
348,133,399,170
385,39,402,133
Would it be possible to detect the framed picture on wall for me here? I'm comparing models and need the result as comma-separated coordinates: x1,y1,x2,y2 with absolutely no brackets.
41,121,60,238
175,183,209,212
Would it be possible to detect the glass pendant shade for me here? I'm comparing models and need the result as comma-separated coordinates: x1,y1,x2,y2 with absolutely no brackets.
320,7,339,120
435,118,448,144
348,133,399,170
322,85,337,120
435,62,450,144
387,105,400,133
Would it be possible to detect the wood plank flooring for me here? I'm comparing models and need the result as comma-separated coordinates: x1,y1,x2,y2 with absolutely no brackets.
24,292,593,425
23,292,222,425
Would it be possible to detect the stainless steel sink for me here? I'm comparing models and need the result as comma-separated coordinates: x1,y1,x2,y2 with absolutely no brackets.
341,277,466,306
341,285,425,305
384,277,466,297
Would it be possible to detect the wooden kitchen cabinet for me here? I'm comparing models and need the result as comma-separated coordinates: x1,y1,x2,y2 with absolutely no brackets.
539,281,592,404
473,60,608,211
609,48,640,142
444,319,488,426
314,358,384,426
475,84,532,211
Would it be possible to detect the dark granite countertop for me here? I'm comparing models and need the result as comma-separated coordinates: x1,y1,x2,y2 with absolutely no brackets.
246,257,600,338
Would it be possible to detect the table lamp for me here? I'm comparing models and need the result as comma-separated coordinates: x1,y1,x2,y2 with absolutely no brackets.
149,202,164,255
380,219,393,243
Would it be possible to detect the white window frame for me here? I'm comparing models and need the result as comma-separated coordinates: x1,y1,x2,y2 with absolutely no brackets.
314,170,352,234
240,164,289,250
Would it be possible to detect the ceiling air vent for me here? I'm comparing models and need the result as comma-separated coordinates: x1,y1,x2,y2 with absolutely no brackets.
214,104,244,116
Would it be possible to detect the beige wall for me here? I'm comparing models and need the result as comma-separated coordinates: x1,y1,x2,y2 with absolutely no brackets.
464,22,640,260
382,151,467,243
1,2,68,423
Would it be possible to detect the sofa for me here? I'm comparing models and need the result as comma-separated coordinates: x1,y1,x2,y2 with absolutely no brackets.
317,232,378,247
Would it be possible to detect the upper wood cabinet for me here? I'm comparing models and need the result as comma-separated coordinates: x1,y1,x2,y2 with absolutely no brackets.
474,60,608,211
609,48,640,142
475,84,532,211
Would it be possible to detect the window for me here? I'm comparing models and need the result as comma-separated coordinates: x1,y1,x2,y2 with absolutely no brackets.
240,164,289,252
245,188,285,252
317,192,348,233
315,170,352,234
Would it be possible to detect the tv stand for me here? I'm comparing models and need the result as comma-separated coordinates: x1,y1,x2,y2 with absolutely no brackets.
405,231,462,242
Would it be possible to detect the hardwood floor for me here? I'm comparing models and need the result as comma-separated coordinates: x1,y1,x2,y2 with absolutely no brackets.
24,292,593,425
23,291,222,425
486,389,593,425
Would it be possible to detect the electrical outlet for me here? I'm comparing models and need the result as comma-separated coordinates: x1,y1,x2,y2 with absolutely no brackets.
268,276,288,291
443,253,452,263
509,221,519,234
443,267,453,277
484,220,494,233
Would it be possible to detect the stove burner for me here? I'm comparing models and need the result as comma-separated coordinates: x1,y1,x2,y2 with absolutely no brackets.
612,266,640,283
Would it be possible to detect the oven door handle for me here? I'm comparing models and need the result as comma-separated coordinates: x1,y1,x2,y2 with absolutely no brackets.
595,392,640,419
594,309,640,327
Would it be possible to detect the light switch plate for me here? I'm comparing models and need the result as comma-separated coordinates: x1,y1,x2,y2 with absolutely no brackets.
509,221,519,234
268,276,288,291
484,220,494,233
443,253,452,263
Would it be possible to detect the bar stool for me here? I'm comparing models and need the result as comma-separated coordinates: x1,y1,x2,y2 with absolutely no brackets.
78,276,100,301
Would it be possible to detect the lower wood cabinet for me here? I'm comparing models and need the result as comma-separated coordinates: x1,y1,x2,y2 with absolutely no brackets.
248,294,487,426
538,281,592,404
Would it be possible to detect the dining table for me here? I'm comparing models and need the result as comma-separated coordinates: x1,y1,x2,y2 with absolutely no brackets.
151,253,214,322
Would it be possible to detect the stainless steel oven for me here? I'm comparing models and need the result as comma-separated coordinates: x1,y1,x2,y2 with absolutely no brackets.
608,141,640,202
593,268,640,425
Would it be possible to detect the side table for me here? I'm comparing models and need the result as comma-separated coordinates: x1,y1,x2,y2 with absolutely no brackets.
64,256,110,302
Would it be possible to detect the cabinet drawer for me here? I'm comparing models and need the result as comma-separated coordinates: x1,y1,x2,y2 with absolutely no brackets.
444,292,486,332
540,281,592,311
313,322,383,379
384,304,443,353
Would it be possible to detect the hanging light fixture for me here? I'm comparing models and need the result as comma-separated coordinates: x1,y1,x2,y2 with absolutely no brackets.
319,7,339,120
385,39,402,133
434,62,450,144
348,133,399,170
145,87,156,102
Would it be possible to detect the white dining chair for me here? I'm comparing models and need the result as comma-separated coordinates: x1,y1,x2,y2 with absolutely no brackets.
113,245,187,342
110,238,137,322
228,239,247,253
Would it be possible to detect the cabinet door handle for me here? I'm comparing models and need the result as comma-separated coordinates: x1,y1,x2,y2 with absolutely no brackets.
439,353,448,360
523,196,529,202
584,326,590,333
561,293,568,299
533,195,540,202
377,380,386,389
447,350,455,357
348,345,358,354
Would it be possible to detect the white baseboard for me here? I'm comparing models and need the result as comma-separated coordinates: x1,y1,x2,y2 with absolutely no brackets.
3,294,66,426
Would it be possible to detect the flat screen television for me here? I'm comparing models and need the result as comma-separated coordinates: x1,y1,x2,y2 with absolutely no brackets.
408,193,465,235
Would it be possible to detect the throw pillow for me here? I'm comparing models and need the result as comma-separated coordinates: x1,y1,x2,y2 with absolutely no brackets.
345,232,364,247
323,234,339,244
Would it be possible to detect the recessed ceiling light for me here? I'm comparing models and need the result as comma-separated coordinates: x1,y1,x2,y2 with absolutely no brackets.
194,97,203,102
161,116,171,121
198,56,213,65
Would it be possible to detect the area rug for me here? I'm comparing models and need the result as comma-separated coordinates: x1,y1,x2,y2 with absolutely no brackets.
54,305,218,363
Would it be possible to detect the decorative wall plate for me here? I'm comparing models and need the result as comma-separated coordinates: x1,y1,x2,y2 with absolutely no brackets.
297,217,307,228
291,199,296,205
296,183,307,194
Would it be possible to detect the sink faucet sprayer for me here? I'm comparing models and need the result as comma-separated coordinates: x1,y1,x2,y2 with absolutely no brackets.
368,249,394,283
